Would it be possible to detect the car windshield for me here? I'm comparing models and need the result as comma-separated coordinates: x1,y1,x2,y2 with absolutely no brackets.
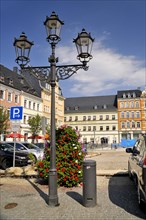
22,143,39,150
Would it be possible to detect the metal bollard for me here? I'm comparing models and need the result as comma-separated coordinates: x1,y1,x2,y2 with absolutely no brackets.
83,160,97,207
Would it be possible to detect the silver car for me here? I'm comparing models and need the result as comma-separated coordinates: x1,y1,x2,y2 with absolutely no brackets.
126,135,146,209
5,142,44,162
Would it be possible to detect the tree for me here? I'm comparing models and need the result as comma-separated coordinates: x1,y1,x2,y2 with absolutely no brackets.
28,114,42,138
0,107,10,137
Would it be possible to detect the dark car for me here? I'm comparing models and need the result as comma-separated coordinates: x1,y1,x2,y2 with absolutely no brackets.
0,142,30,169
126,135,146,209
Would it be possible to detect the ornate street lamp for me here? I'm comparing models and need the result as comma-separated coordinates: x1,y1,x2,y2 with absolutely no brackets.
14,11,94,207
13,32,34,68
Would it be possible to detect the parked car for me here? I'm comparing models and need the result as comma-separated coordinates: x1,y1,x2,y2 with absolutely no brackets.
35,142,46,149
5,142,44,162
0,142,29,169
126,135,146,209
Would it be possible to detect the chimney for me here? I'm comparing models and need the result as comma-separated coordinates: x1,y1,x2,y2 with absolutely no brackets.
13,67,19,74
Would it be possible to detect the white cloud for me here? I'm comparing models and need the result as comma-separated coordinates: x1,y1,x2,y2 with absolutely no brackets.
57,41,146,97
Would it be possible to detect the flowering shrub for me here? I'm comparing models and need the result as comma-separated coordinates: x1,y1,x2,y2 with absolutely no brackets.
36,125,84,187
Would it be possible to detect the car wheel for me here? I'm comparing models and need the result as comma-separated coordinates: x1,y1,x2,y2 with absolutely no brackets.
137,184,145,210
1,159,11,169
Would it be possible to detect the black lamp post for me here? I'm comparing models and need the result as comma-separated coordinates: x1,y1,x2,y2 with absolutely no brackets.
13,11,94,207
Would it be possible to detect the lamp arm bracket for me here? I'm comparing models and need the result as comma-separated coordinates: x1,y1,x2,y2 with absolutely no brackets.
56,64,88,81
21,64,88,82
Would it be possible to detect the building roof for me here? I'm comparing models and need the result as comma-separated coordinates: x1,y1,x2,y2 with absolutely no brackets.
65,95,117,113
117,89,142,99
0,64,40,97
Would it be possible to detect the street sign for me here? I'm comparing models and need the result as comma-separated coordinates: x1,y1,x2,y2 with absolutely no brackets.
11,121,20,132
10,106,23,120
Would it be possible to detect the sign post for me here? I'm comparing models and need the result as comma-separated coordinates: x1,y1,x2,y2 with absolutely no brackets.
10,106,23,167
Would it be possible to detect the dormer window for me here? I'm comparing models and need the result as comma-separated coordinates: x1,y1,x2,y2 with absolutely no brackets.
75,106,79,110
20,79,24,84
0,76,4,82
123,93,126,98
94,105,98,109
103,104,107,109
46,83,50,90
9,79,13,86
133,92,136,98
66,107,70,111
128,93,131,98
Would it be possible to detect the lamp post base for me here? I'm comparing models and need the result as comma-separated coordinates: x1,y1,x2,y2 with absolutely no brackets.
48,171,59,206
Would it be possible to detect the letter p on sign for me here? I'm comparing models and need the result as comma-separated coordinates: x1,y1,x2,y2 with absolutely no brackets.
10,106,23,120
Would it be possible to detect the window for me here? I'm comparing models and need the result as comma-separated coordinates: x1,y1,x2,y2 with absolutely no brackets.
137,122,140,128
69,116,72,121
15,95,18,103
123,93,126,98
103,104,107,109
88,116,91,121
94,105,98,109
93,115,96,120
93,126,96,131
121,112,124,118
75,116,78,121
0,76,4,82
29,101,31,109
120,102,124,108
112,126,116,130
75,106,79,110
136,111,140,118
99,115,103,120
8,92,12,101
37,104,39,111
128,93,131,98
75,126,78,130
131,102,134,108
121,122,125,128
66,107,70,111
23,115,26,124
83,126,86,131
126,112,130,118
132,121,135,128
135,101,139,108
88,126,91,131
125,102,129,108
83,116,86,121
33,103,35,110
9,79,13,86
106,115,109,120
0,90,4,99
100,126,103,131
106,126,109,131
145,101,146,108
45,83,50,90
133,92,136,98
131,111,134,118
24,100,27,108
64,117,66,122
112,115,115,120
127,121,130,128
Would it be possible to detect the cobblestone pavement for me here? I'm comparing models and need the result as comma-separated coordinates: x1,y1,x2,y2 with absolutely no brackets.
0,149,146,220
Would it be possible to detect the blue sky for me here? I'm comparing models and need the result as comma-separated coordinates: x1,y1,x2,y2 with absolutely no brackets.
1,0,146,98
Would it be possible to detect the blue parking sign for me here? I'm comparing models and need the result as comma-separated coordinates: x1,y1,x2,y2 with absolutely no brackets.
10,106,23,120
